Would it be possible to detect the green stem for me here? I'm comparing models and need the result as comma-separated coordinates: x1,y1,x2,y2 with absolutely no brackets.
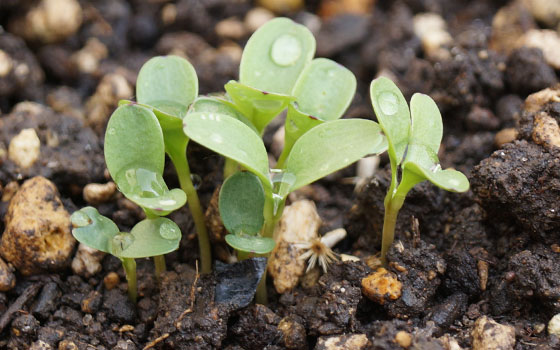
122,258,137,303
153,255,166,281
255,271,268,305
223,158,239,180
171,152,212,274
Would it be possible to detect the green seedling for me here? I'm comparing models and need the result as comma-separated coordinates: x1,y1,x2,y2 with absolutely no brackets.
104,103,186,278
184,109,387,302
133,55,212,274
219,17,316,178
71,207,181,303
370,77,470,264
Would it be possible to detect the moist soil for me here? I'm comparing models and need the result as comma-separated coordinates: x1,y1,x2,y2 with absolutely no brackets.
1,0,560,349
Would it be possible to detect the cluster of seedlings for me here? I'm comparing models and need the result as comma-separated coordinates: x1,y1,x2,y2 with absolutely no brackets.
71,17,469,303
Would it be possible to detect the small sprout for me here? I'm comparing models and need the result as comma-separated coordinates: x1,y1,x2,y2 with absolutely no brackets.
370,77,469,264
70,207,181,303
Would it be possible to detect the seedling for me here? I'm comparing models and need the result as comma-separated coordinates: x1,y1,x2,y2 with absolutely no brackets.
219,17,315,178
370,77,470,264
104,103,186,278
126,55,212,274
71,207,181,303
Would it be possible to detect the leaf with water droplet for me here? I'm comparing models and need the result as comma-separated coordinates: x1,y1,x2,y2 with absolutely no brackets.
400,93,469,193
183,111,271,189
116,168,186,215
71,207,120,254
136,55,198,119
110,233,135,256
189,96,258,134
117,218,181,258
278,119,387,199
105,106,186,214
370,77,410,167
225,234,275,254
240,17,315,95
225,81,294,134
219,172,265,236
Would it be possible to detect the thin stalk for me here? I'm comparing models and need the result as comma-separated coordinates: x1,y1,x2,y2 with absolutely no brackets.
122,258,137,303
255,272,268,305
153,255,166,281
171,152,212,274
223,158,239,180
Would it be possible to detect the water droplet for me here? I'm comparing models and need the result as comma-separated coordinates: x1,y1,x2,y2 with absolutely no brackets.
211,133,223,144
272,193,283,215
159,222,181,240
159,199,176,206
107,128,116,135
270,169,296,188
270,34,302,67
378,91,399,116
119,168,166,198
71,211,91,228
191,174,202,190
430,164,442,172
111,233,134,256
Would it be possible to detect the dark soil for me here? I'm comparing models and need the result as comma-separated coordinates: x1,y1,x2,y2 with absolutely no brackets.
1,0,560,349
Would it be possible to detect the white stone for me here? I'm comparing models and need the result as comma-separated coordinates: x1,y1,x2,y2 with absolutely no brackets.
8,128,41,169
548,313,560,337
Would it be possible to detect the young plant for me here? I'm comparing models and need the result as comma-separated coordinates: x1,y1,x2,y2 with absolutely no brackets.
370,77,470,264
220,17,315,178
130,55,212,274
71,207,181,303
184,109,387,302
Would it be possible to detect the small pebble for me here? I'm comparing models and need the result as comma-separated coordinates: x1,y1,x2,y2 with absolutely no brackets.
361,267,402,304
83,182,116,204
215,17,246,40
472,316,515,350
315,334,369,350
104,271,120,290
395,330,412,348
8,128,41,169
0,256,15,292
245,7,274,33
256,0,303,13
519,29,560,69
549,314,560,337
494,128,518,148
413,13,452,60
71,243,105,278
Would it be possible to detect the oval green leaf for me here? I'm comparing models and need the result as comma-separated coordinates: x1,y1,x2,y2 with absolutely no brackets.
370,77,410,166
402,93,469,192
240,17,316,95
105,104,165,181
225,234,275,254
71,207,119,254
225,81,295,134
136,55,198,119
292,58,356,120
116,218,181,258
183,112,271,187
278,119,388,198
115,168,186,215
190,96,258,134
219,172,265,236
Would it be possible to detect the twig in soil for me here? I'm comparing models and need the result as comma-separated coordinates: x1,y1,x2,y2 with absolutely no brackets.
174,261,200,328
0,282,42,333
143,333,170,350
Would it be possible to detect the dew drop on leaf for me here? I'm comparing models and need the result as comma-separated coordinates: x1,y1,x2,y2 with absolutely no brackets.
70,211,91,228
378,91,399,116
107,128,116,135
270,34,302,67
159,222,181,240
111,233,134,256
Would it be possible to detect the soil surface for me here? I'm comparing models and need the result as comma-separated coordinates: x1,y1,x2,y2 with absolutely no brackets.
1,0,560,349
